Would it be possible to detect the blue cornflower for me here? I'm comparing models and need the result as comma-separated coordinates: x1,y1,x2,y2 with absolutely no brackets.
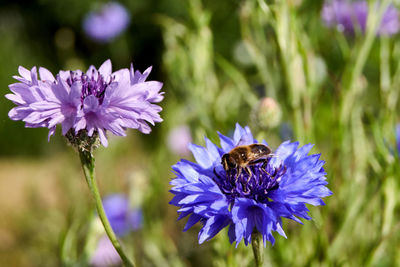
170,124,332,246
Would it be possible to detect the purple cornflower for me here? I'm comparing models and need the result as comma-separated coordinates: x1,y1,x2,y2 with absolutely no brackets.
6,59,164,147
170,124,332,246
83,2,130,43
322,0,400,36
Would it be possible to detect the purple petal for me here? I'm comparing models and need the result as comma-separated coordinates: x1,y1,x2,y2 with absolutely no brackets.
99,59,112,77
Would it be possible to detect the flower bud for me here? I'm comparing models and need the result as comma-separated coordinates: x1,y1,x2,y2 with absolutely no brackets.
253,97,282,129
288,0,302,8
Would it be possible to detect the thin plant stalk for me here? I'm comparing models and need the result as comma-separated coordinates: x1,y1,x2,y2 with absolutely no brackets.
79,150,135,267
340,0,391,124
251,231,264,267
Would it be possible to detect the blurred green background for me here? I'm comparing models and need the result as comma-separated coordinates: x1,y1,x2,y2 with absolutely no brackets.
0,0,400,266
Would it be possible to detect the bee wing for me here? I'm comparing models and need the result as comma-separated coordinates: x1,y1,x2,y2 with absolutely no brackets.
233,124,256,146
237,133,254,146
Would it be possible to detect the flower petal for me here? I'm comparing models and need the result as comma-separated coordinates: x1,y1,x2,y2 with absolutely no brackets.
99,59,112,77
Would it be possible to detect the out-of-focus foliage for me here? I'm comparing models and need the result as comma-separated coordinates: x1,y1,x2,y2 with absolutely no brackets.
1,0,400,266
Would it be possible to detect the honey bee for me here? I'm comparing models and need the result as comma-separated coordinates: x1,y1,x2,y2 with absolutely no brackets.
220,143,273,179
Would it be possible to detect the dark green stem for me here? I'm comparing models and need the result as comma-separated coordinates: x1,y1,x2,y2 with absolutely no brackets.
79,150,135,267
251,231,264,267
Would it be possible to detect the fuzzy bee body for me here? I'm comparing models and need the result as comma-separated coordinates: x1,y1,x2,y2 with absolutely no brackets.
221,143,272,179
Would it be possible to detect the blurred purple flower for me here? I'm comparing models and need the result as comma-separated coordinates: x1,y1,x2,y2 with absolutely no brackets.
90,194,141,267
396,124,400,157
103,194,143,237
90,235,121,267
322,0,400,36
6,60,164,147
83,2,130,43
167,125,192,156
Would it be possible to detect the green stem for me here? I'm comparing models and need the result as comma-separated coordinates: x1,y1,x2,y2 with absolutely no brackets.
340,0,391,125
251,231,264,267
79,150,135,267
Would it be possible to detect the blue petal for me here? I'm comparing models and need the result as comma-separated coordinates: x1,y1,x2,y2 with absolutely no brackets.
177,211,191,220
268,201,302,224
172,160,201,183
228,224,236,244
231,198,285,246
170,194,189,206
178,193,220,205
233,123,246,143
234,124,256,146
275,141,299,162
275,223,286,239
198,215,231,244
205,137,222,163
188,143,214,169
209,199,230,213
293,143,314,160
284,203,312,220
184,214,203,231
193,205,208,214
218,131,235,152
169,177,189,187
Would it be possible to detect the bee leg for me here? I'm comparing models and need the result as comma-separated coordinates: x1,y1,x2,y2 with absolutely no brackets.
241,181,250,194
213,168,222,180
235,167,242,182
261,160,272,176
244,167,252,177
244,167,253,183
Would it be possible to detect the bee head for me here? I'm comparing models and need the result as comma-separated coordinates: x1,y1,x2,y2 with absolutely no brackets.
221,153,237,171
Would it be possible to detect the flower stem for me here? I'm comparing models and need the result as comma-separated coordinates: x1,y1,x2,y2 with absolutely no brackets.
79,150,135,267
251,231,264,267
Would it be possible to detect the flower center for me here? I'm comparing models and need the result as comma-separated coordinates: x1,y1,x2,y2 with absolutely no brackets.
67,70,114,105
213,158,286,204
